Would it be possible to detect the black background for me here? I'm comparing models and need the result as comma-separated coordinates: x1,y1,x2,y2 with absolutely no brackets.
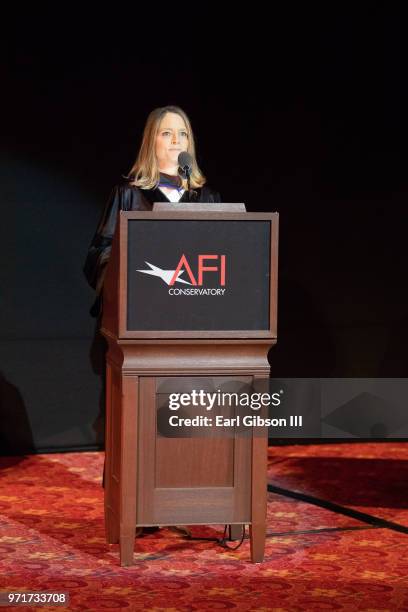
127,219,270,331
1,6,407,452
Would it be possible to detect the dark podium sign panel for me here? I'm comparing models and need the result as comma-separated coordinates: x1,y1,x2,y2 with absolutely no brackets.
126,219,270,332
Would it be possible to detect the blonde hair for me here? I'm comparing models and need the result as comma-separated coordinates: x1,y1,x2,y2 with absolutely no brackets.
128,105,206,190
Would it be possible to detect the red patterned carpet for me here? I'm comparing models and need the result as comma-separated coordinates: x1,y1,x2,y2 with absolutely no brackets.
0,443,407,611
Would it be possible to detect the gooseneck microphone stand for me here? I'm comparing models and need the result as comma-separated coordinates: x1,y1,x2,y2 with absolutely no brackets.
179,165,197,202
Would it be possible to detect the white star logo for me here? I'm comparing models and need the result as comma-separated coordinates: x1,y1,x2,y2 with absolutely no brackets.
136,262,192,285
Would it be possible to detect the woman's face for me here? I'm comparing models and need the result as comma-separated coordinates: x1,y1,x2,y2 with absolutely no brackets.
155,112,189,172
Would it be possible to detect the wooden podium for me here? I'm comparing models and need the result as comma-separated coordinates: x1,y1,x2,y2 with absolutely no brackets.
101,208,278,565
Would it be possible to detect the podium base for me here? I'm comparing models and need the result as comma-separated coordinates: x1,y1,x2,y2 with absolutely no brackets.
103,337,272,565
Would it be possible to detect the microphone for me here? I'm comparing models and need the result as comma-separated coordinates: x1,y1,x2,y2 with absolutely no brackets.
178,151,193,179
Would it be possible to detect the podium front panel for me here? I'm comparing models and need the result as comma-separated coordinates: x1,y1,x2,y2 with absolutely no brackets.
136,376,252,525
119,212,278,338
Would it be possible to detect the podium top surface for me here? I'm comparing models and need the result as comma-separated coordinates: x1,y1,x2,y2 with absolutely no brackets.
153,202,246,212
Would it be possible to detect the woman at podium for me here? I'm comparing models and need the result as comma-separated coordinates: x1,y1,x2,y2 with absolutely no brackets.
83,107,221,537
84,105,221,314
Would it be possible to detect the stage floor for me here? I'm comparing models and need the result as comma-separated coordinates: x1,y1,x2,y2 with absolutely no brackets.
0,443,407,610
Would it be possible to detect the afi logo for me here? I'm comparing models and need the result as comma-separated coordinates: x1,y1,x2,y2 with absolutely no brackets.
170,255,226,286
137,255,226,286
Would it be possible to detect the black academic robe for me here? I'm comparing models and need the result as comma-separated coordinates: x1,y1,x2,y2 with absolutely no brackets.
83,181,221,315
